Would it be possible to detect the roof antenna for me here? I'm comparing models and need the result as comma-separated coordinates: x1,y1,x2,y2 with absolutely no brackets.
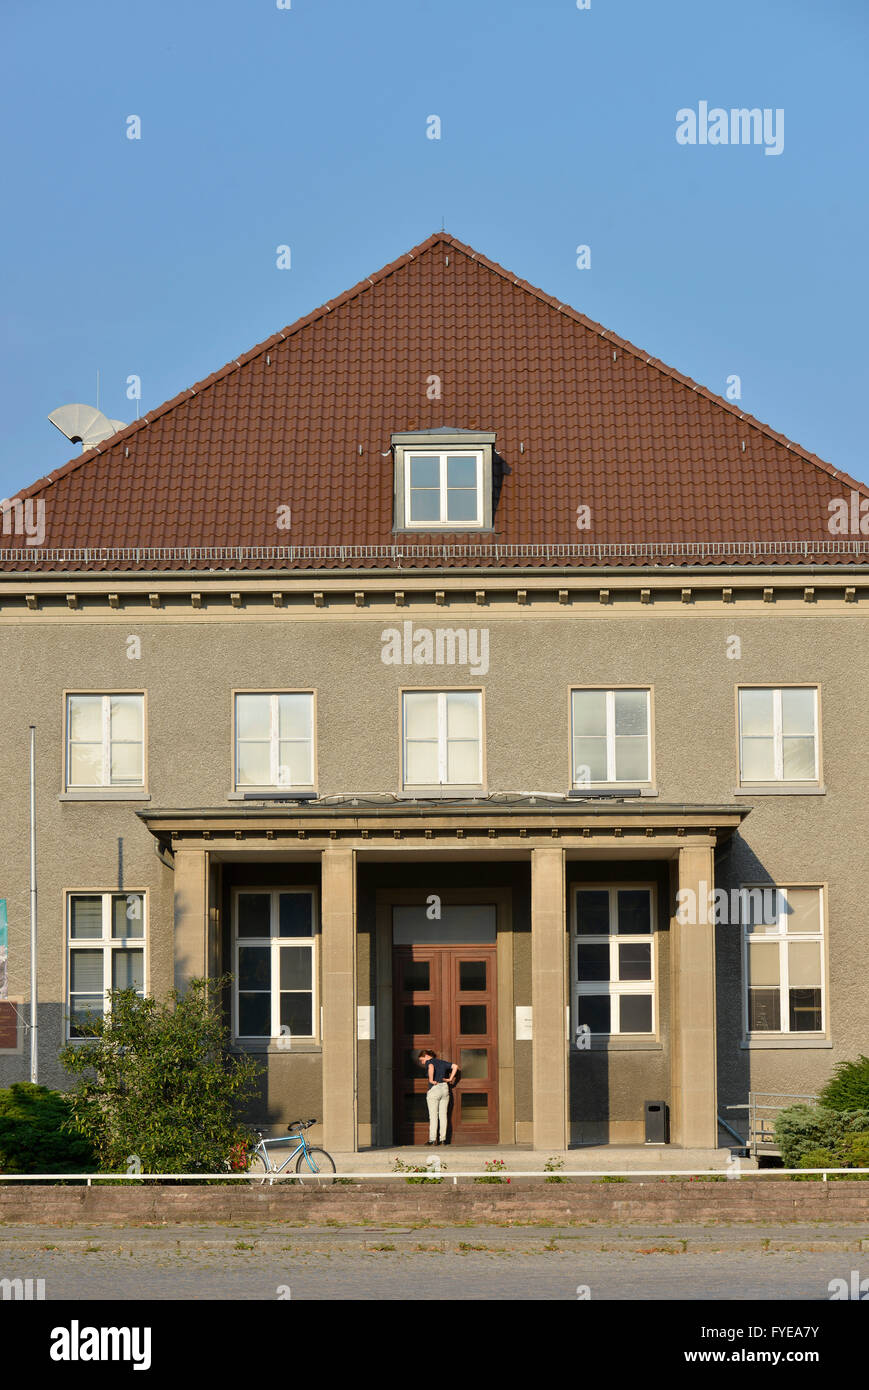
441,214,445,232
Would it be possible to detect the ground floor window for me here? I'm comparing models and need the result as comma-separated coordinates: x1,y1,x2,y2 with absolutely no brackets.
233,888,317,1041
571,885,655,1036
67,891,146,1038
743,885,825,1035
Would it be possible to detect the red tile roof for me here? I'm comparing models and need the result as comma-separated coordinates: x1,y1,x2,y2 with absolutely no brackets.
4,232,867,572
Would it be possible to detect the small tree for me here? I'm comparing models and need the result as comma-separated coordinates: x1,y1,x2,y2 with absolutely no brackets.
0,1083,95,1174
60,976,261,1174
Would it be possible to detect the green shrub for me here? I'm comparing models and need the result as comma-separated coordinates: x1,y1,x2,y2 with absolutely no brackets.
818,1055,869,1112
0,1083,95,1174
775,1104,869,1168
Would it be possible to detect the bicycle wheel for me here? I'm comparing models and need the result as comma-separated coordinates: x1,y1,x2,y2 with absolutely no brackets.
295,1146,336,1185
247,1152,271,1185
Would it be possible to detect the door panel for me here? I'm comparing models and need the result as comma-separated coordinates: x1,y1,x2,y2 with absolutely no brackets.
393,944,498,1145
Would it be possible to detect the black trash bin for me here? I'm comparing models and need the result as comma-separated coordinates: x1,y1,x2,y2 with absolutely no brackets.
644,1100,669,1145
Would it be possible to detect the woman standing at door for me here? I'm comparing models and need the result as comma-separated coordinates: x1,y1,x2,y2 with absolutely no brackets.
418,1049,457,1145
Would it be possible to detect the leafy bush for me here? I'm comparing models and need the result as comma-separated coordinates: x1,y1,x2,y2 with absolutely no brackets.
59,977,261,1174
818,1055,869,1112
392,1157,445,1184
774,1104,869,1168
0,1083,95,1174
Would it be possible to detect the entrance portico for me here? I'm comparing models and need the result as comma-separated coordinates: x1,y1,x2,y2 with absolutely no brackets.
140,801,748,1153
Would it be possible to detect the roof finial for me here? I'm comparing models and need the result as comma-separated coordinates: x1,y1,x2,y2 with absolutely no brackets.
441,214,445,232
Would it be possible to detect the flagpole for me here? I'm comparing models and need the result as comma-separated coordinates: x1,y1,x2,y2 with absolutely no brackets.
29,724,37,1084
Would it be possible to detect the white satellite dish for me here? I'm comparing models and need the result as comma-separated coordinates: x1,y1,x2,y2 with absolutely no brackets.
48,404,126,450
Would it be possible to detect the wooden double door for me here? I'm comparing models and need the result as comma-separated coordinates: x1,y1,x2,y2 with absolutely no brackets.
393,944,498,1145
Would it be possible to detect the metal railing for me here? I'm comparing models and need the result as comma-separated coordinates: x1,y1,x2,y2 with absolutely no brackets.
1,1166,866,1185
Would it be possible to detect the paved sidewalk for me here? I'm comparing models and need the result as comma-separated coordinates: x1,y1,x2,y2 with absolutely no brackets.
322,1144,750,1174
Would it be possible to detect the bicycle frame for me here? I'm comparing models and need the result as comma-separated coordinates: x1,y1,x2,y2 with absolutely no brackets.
254,1130,318,1178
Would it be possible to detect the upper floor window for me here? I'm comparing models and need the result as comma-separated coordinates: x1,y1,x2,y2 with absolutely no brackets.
743,885,825,1035
392,429,495,531
234,692,315,791
67,891,145,1039
571,689,652,787
66,694,145,789
402,690,483,790
738,687,819,784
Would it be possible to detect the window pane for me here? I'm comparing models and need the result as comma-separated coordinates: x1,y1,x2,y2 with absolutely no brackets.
446,692,480,738
409,456,439,488
238,894,271,937
446,456,477,488
279,993,313,1036
459,961,486,991
577,943,610,981
112,949,144,992
277,742,313,785
446,490,478,522
237,742,270,786
789,988,822,1032
459,1048,488,1079
68,744,103,786
112,894,144,938
741,887,781,932
459,1004,487,1034
69,998,104,1037
239,946,270,991
573,738,607,782
406,742,439,784
70,950,104,993
447,740,479,783
461,1093,488,1123
619,942,651,981
740,737,775,781
278,694,312,739
404,692,438,738
279,946,312,991
110,741,143,784
403,961,430,991
749,987,780,1031
781,688,815,736
279,894,313,937
749,941,780,988
613,736,649,781
619,994,652,1033
409,490,441,522
577,890,610,936
70,897,103,939
785,889,821,934
617,890,651,934
614,691,648,736
404,1005,430,1033
236,695,271,740
572,690,607,737
110,696,143,741
782,737,816,780
239,993,270,1036
577,995,610,1033
68,695,102,741
788,941,821,988
740,689,774,736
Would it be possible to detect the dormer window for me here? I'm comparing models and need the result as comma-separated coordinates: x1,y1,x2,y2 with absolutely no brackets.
392,429,495,531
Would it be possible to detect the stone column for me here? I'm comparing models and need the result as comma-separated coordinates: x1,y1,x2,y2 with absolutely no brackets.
671,844,718,1149
173,848,209,993
531,847,568,1150
321,847,357,1153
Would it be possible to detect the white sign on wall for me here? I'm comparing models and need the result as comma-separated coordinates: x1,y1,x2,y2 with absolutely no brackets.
515,1006,532,1040
357,1005,375,1040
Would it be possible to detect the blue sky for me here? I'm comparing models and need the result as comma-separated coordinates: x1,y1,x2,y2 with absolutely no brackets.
2,0,867,500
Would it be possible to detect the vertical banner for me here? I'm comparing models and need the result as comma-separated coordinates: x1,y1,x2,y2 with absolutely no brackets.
0,898,7,999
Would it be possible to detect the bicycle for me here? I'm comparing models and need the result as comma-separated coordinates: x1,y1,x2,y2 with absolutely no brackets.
247,1118,336,1185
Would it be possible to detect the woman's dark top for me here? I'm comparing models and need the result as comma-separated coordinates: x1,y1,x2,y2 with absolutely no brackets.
427,1057,452,1087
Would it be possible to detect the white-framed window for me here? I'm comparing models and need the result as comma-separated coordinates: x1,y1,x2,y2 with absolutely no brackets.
572,886,655,1035
66,694,145,788
571,689,651,786
402,690,482,788
66,891,146,1038
743,885,825,1034
738,687,819,783
404,451,483,527
234,692,315,790
233,889,317,1040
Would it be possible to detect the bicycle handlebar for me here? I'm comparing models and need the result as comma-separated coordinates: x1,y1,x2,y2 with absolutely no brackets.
287,1118,317,1132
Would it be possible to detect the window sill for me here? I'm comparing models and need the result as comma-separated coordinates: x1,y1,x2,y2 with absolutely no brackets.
226,790,317,801
581,1039,663,1051
572,787,658,797
60,789,151,801
231,1041,322,1054
733,785,825,797
740,1037,832,1049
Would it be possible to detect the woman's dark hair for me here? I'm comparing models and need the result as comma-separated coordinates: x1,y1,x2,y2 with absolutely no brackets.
418,1049,436,1060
